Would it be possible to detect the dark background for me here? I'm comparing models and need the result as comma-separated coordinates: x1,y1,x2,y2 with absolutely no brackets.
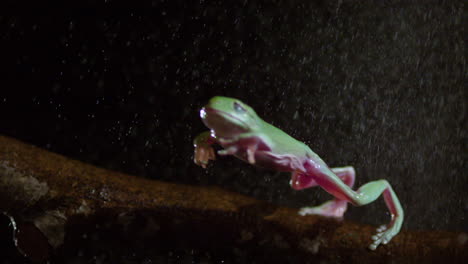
0,0,466,262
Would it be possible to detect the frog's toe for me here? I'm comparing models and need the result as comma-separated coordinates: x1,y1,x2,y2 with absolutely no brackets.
298,207,315,216
376,225,387,232
368,243,378,251
369,238,383,250
369,228,397,250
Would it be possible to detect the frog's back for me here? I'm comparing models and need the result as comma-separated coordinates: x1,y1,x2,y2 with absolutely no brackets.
260,121,313,157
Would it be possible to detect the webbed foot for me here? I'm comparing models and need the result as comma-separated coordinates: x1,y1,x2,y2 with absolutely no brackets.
194,145,215,168
368,218,402,250
298,200,348,218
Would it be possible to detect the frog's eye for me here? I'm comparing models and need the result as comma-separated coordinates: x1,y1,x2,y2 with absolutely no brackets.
233,102,246,113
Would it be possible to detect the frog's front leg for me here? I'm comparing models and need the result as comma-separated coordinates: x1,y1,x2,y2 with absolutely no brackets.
218,133,260,164
193,131,217,168
295,166,355,218
301,160,404,250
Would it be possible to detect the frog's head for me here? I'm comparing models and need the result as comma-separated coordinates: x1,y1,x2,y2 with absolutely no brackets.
200,96,260,138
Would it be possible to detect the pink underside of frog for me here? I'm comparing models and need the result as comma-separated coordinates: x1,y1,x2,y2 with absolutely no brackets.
220,138,356,217
218,132,401,229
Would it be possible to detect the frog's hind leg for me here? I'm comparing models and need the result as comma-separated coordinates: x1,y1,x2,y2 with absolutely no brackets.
302,161,404,250
296,166,356,218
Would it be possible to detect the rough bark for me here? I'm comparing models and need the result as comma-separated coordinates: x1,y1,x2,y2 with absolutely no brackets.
0,135,466,263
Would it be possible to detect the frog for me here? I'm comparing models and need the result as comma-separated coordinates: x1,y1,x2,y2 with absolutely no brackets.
193,96,404,250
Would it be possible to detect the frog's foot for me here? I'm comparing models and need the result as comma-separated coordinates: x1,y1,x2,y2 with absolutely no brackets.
194,145,216,168
298,200,348,218
369,219,402,250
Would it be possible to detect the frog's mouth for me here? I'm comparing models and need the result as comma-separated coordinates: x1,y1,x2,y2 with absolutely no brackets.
201,107,249,138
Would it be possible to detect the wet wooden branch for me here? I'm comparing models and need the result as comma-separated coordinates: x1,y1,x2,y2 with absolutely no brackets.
0,135,466,263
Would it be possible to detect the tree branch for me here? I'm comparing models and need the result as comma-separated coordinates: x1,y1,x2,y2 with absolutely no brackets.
0,135,466,263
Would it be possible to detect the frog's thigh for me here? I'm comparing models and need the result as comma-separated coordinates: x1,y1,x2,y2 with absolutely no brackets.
330,166,355,188
292,166,356,191
290,170,319,190
305,166,357,203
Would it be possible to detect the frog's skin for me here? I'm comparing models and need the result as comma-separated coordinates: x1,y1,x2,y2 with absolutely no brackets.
193,96,404,250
